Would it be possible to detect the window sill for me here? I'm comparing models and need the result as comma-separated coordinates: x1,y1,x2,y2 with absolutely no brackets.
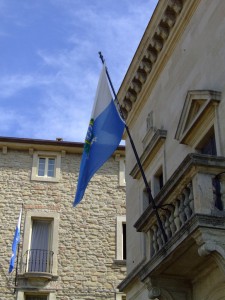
114,259,126,266
18,272,58,286
31,176,60,183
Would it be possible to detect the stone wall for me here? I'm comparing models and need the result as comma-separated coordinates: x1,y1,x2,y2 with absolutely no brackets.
0,144,126,299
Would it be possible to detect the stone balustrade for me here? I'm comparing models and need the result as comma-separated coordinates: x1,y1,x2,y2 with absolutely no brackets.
134,153,225,259
150,181,194,256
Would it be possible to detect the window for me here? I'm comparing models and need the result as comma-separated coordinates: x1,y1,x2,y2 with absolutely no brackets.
31,151,61,182
197,128,223,210
153,167,164,196
142,168,163,211
22,211,59,277
143,184,152,211
115,216,126,261
38,157,55,177
198,128,217,155
28,220,53,273
122,222,126,260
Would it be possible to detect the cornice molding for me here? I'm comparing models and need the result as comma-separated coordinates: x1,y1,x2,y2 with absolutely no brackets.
0,136,125,155
118,0,201,127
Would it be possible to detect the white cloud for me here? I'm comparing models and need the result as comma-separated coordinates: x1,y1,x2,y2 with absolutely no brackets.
0,0,158,141
0,74,54,98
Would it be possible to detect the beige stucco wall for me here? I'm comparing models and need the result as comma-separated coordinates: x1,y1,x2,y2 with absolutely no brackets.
126,0,225,270
122,0,225,299
0,144,126,299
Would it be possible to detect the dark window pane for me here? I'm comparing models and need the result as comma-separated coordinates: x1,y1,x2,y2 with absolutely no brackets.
122,223,126,260
200,135,217,155
158,173,163,190
26,296,47,300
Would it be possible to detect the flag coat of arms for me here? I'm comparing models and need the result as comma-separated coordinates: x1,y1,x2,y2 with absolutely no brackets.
74,65,125,206
9,209,22,273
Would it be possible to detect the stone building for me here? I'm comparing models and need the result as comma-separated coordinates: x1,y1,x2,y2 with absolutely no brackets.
118,0,225,299
0,136,126,299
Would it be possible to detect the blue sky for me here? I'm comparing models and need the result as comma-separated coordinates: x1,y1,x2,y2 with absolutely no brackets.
0,0,157,142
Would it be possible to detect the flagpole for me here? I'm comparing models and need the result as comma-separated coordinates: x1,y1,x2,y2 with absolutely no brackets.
14,205,23,294
98,52,167,244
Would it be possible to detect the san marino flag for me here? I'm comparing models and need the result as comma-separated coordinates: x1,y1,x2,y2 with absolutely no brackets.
74,65,125,206
9,209,22,273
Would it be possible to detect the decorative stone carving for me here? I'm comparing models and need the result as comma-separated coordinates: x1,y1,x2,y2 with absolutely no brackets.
149,287,161,299
144,277,161,300
123,97,132,112
140,59,152,74
120,106,128,120
120,0,184,119
199,241,225,259
156,22,170,40
135,69,147,84
130,80,142,94
193,228,225,275
144,277,177,300
168,0,183,15
146,111,154,131
146,47,158,63
151,36,163,52
198,241,225,275
126,89,137,103
162,7,176,28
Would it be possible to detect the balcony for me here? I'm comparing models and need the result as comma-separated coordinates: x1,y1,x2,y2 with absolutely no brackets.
21,249,54,283
134,153,225,283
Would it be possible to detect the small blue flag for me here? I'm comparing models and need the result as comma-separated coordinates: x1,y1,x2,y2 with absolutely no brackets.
74,65,125,206
9,209,22,273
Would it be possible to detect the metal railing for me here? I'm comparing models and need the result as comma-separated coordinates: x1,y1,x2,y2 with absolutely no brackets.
23,249,54,273
213,176,223,210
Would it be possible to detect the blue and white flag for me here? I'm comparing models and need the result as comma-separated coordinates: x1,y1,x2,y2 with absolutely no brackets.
74,65,125,206
9,209,22,273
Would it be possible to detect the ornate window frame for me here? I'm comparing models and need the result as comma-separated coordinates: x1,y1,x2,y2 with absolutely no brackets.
175,90,221,151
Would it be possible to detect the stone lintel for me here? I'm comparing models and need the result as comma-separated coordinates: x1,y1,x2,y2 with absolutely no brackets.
130,129,167,179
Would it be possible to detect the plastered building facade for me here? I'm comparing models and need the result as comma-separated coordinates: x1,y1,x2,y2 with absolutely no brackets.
0,137,126,299
118,0,225,299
